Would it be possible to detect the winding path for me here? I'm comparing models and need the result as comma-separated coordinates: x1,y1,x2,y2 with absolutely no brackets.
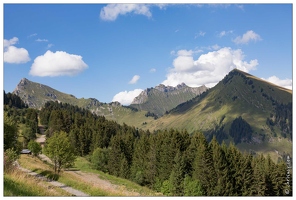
16,164,89,196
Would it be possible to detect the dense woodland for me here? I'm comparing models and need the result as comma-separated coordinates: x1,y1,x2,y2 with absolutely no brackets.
4,94,292,196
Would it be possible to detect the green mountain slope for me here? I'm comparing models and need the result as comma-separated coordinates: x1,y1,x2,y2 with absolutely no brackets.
130,83,208,116
144,69,292,159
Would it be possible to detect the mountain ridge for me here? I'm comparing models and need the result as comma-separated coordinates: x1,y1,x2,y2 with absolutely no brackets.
130,83,208,116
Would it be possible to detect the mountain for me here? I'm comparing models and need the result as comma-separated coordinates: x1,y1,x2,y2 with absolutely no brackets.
12,78,156,125
13,78,102,109
143,69,292,160
130,83,208,116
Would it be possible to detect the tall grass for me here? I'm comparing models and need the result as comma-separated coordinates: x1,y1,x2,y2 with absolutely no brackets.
4,169,69,196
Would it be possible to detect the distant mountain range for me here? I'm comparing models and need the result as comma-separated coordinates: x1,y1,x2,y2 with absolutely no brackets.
12,69,292,160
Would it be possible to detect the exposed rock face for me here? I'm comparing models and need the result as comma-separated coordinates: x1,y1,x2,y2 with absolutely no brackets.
131,90,149,105
132,83,207,105
130,83,208,116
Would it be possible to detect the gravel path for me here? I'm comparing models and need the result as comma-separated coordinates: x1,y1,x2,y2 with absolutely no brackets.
66,170,140,196
16,164,89,196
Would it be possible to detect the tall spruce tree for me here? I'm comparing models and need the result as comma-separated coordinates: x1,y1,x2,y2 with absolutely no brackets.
169,150,186,196
192,132,216,195
210,137,232,196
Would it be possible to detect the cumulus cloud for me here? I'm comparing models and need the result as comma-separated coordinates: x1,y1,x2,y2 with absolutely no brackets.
112,89,143,105
162,47,258,88
100,4,152,21
262,76,292,90
129,75,140,84
4,37,30,64
29,50,88,77
233,30,262,45
4,37,19,47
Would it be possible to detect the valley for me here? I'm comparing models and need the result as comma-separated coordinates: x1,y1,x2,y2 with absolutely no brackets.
4,69,292,196
11,69,292,159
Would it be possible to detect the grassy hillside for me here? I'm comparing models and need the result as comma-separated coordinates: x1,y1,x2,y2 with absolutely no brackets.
4,169,70,196
144,69,292,158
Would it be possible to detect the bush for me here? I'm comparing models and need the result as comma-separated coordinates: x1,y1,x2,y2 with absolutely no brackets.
4,148,19,173
183,175,204,196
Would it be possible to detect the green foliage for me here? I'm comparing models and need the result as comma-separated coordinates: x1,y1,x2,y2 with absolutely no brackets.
168,150,186,196
4,112,19,151
91,147,109,173
4,148,20,173
160,180,173,196
27,140,42,156
44,131,76,174
183,175,204,196
4,90,28,109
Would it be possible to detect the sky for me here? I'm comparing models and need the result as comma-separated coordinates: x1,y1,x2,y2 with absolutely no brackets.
2,3,293,105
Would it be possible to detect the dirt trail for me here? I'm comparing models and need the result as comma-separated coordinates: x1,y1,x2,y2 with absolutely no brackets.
17,165,89,196
66,170,140,196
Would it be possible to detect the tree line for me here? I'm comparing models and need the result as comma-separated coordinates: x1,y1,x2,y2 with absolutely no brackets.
37,101,292,196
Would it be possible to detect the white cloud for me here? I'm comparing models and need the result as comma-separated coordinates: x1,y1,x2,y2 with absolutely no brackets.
47,44,54,49
218,30,233,37
4,37,19,47
211,44,221,50
150,68,156,73
4,37,30,64
112,89,143,105
29,50,88,77
100,4,152,21
233,30,262,45
28,33,37,38
129,75,140,84
162,47,258,88
194,31,206,39
36,38,48,42
262,76,292,90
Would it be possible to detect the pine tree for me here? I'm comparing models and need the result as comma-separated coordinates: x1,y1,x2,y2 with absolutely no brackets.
107,135,122,177
119,153,130,179
169,150,186,196
146,134,159,189
210,137,232,196
241,154,255,196
130,134,150,185
192,132,216,196
252,154,267,196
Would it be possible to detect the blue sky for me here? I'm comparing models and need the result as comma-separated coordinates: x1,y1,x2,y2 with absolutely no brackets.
3,3,293,105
